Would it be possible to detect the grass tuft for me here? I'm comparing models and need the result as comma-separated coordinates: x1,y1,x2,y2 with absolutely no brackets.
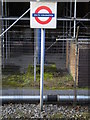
2,64,74,89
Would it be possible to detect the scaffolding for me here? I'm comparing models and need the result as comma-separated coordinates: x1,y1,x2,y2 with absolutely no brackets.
0,1,89,64
0,0,90,110
0,0,89,88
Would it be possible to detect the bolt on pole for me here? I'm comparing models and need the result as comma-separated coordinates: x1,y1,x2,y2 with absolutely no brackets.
40,28,45,111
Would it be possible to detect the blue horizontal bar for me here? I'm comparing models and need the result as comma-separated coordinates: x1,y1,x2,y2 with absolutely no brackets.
32,13,55,17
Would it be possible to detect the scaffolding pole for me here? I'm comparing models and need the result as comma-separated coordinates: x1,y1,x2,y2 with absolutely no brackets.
5,1,8,60
62,21,65,57
70,0,72,36
0,8,30,37
74,0,77,38
7,3,10,58
1,0,4,68
66,2,68,37
74,26,79,103
56,38,90,41
62,4,65,57
68,0,72,72
0,0,2,107
0,18,90,21
34,29,37,82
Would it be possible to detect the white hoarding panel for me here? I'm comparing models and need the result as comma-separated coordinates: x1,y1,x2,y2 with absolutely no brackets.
30,2,57,29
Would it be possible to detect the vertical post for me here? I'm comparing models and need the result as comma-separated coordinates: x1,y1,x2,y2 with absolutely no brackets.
66,2,68,37
66,2,69,70
74,0,77,38
2,0,4,68
62,3,65,57
40,28,45,111
5,1,8,60
68,1,72,72
62,21,64,57
8,3,10,58
0,1,2,118
74,26,79,103
34,29,37,82
38,29,41,64
70,0,72,36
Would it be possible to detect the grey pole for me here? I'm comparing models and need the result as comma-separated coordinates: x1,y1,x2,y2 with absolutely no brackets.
62,4,65,57
66,2,69,70
66,3,68,37
70,0,72,36
7,3,10,58
0,2,2,118
0,17,90,22
74,26,79,103
40,28,45,111
74,0,77,38
34,0,39,82
1,95,90,104
62,21,64,57
68,1,72,72
34,29,37,82
0,8,30,37
0,2,2,112
5,1,8,60
1,0,4,68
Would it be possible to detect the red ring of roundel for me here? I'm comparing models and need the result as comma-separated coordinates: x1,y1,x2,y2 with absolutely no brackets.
35,6,52,25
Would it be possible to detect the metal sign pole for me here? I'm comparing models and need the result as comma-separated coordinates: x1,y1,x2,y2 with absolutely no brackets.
40,28,45,111
30,2,56,111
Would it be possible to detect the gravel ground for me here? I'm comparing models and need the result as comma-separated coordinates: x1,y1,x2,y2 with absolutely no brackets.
1,104,89,119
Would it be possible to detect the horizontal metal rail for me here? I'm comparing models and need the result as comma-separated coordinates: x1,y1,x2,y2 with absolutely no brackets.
0,17,30,21
56,38,90,41
0,17,90,21
1,95,90,104
57,18,90,21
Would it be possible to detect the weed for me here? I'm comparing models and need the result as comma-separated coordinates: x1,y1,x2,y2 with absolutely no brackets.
2,64,74,89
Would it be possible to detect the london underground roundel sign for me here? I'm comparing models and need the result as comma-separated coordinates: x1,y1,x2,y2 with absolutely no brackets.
30,2,57,29
34,6,54,25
